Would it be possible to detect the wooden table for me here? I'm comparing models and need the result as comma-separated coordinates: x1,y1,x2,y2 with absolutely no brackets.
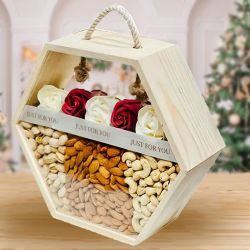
0,173,250,250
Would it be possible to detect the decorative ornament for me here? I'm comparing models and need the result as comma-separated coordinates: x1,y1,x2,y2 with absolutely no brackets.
217,63,227,74
245,136,250,147
74,57,91,83
221,76,232,88
235,89,247,100
224,31,234,43
235,35,247,50
216,99,233,111
229,113,241,126
129,74,148,102
241,76,250,95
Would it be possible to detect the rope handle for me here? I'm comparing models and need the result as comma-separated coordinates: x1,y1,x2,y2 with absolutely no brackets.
84,5,142,49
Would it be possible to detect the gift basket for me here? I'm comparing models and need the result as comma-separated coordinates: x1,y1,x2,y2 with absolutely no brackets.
14,5,225,245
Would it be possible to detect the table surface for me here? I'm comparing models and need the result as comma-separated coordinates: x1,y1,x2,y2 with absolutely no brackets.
0,173,250,250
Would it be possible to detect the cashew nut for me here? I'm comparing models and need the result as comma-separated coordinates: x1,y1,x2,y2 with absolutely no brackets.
143,155,158,169
150,169,160,182
160,171,170,182
132,196,141,212
140,194,150,206
137,186,146,196
140,158,151,178
176,164,181,173
133,171,142,181
167,166,176,175
139,179,147,187
147,202,156,213
140,218,148,227
163,180,169,190
144,176,154,186
132,160,142,171
122,152,136,162
132,215,143,233
170,173,177,181
150,195,159,207
124,168,133,177
141,206,151,217
158,189,167,201
125,177,137,194
126,160,132,168
145,187,157,196
157,160,172,172
153,182,163,196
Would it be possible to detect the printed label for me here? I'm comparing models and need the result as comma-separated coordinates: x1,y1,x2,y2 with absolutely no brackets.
20,105,177,162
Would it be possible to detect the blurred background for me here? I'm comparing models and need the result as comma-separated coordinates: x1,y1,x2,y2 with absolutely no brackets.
0,0,249,173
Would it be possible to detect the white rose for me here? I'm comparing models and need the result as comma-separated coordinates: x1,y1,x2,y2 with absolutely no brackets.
136,105,164,139
217,64,227,74
85,96,118,126
37,85,67,112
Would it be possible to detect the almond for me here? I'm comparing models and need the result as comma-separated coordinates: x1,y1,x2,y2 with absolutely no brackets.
65,138,78,147
115,176,126,185
76,151,84,166
89,160,99,174
74,140,85,151
69,156,76,169
117,183,129,193
96,172,109,185
100,146,108,153
83,155,93,167
64,160,70,173
99,166,110,179
101,158,109,168
89,175,100,184
118,162,128,171
82,146,93,159
109,167,123,176
108,156,121,168
65,147,77,156
95,184,106,192
107,147,121,157
97,153,105,163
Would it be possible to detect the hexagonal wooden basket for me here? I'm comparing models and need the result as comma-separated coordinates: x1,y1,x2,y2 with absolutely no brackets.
13,5,225,246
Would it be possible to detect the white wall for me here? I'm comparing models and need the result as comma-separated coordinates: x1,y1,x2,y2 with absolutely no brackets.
0,0,238,163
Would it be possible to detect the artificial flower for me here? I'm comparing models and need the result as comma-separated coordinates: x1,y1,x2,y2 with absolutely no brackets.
62,88,93,118
85,96,118,126
136,105,164,139
37,85,67,112
111,99,142,132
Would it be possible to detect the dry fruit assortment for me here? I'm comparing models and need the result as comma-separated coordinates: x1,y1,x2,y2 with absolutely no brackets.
20,121,180,234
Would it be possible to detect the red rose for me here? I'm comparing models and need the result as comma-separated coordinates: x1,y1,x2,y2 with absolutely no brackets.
91,90,108,96
111,99,142,132
62,89,93,118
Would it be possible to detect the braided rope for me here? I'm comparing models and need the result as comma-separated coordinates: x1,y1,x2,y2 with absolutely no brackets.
85,5,142,49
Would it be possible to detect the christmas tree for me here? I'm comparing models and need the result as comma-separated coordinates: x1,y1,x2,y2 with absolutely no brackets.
206,0,250,172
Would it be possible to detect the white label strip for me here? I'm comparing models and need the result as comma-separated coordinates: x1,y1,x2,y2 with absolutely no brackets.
20,105,176,162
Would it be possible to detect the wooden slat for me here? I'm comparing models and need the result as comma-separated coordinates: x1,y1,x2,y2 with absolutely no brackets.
0,173,249,250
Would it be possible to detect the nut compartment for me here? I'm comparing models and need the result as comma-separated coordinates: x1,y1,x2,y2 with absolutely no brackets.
19,121,180,236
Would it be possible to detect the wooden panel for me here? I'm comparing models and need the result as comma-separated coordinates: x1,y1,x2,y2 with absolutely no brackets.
1,173,249,250
137,45,225,171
